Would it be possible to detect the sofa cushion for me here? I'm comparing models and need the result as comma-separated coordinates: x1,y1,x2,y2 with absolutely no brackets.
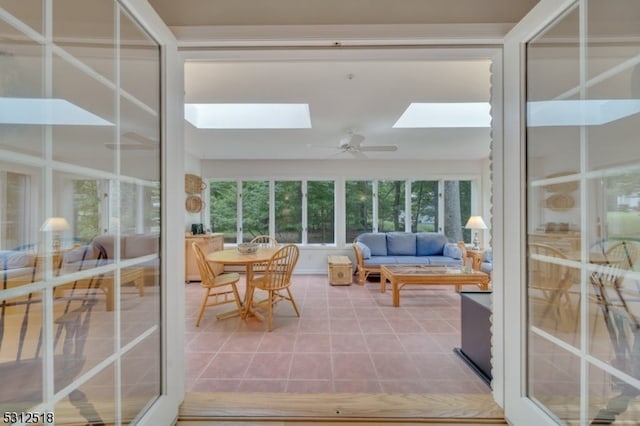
394,256,426,264
443,243,462,260
124,234,159,258
92,235,125,260
424,256,463,267
387,232,416,256
483,249,493,263
362,256,396,266
0,251,35,269
63,245,97,264
357,233,387,256
416,232,447,256
355,241,371,259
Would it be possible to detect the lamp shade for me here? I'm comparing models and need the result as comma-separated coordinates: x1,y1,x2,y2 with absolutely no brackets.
40,217,70,232
465,215,487,230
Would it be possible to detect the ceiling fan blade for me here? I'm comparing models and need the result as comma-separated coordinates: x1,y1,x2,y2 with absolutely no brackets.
349,133,365,147
359,145,398,152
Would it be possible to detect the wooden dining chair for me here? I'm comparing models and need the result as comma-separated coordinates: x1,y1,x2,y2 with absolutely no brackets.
250,235,279,273
243,244,300,331
191,242,243,326
528,243,577,331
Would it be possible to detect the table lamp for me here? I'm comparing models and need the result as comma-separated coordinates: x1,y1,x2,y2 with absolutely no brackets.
465,215,487,251
40,217,70,251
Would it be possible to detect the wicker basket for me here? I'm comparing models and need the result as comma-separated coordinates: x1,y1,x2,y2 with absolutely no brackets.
185,174,206,194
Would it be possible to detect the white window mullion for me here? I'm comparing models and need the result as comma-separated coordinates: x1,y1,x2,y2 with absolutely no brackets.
114,6,123,424
301,180,308,244
372,180,378,232
269,180,275,237
236,180,242,243
404,180,411,232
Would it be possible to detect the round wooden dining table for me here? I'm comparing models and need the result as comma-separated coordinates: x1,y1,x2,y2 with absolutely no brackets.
206,247,278,282
206,247,278,319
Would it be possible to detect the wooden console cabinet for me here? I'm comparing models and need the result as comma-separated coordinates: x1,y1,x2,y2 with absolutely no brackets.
185,233,224,283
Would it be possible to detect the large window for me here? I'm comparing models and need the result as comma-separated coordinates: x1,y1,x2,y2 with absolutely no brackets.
210,178,475,245
275,181,302,243
210,181,237,243
307,181,335,244
346,179,472,242
210,179,336,244
242,181,269,242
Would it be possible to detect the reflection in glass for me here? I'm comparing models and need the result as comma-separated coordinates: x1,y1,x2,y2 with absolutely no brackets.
526,1,640,423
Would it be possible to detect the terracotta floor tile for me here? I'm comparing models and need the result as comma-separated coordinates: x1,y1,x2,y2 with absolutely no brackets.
184,274,490,395
289,353,332,379
244,352,293,379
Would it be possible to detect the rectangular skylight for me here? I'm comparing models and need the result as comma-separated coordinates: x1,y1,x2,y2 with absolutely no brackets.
393,102,491,128
184,103,312,129
0,97,113,126
527,99,640,126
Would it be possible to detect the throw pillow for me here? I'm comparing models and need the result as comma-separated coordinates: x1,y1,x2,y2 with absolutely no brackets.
355,241,371,259
443,243,462,260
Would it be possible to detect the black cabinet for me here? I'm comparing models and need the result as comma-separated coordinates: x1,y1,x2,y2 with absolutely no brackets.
454,291,492,387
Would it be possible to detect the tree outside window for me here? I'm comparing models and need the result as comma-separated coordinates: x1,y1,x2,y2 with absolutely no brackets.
307,181,334,244
275,181,302,243
377,180,405,232
210,181,237,243
345,180,373,242
242,181,269,242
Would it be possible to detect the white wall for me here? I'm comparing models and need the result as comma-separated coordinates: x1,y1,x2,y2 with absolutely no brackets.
197,157,492,273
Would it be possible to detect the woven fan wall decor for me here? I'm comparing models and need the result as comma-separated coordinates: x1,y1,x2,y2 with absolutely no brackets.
185,174,206,194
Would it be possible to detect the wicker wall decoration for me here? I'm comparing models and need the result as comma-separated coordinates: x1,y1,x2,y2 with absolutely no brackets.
185,174,206,194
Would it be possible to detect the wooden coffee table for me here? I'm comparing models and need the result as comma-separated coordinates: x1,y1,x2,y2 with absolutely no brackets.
380,265,490,307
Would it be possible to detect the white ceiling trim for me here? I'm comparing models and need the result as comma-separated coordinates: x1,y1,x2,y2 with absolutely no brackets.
172,23,513,49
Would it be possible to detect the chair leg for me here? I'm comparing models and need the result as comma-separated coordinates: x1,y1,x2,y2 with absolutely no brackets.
195,289,210,327
267,291,274,331
286,287,300,317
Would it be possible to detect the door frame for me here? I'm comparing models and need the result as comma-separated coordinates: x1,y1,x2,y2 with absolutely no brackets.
502,0,580,424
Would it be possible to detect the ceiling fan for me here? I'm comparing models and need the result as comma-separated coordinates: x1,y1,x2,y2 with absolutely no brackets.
309,132,398,158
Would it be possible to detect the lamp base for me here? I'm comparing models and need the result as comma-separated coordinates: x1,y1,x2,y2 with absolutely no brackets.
472,232,480,251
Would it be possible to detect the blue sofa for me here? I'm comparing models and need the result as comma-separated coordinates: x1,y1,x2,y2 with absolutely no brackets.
352,232,464,284
480,249,492,275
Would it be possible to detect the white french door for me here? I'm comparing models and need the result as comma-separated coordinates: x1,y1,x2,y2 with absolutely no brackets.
503,0,640,424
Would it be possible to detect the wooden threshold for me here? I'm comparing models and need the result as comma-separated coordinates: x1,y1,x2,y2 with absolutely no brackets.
177,392,507,425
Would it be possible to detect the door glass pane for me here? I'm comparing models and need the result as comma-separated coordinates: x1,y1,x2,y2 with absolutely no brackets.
377,180,405,232
242,181,269,242
275,180,302,243
0,20,45,157
0,3,162,424
307,180,334,244
210,181,237,243
526,1,640,424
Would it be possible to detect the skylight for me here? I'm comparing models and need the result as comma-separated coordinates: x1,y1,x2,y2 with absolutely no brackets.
527,99,640,126
0,97,113,126
184,103,312,129
393,102,491,128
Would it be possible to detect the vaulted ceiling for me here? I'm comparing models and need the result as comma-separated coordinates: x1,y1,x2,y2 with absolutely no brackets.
148,0,540,160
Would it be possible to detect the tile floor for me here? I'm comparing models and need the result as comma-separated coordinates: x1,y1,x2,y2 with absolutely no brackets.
184,274,490,394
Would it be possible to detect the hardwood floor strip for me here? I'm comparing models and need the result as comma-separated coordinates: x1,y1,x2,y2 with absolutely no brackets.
178,392,507,424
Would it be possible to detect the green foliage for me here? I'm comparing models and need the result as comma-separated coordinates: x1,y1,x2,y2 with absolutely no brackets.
73,180,100,241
